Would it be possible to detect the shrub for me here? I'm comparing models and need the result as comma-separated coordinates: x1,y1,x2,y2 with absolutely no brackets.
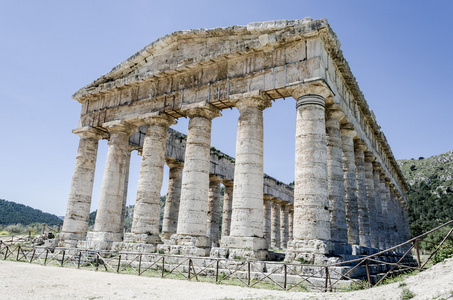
432,244,453,264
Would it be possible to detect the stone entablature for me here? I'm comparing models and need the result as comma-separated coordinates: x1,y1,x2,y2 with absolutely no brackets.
61,18,410,261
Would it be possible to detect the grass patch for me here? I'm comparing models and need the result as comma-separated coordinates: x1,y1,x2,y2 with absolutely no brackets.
400,288,415,299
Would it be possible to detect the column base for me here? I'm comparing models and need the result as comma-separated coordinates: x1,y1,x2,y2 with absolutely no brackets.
158,234,211,257
55,232,86,248
85,231,123,250
285,239,336,264
123,233,162,244
214,236,268,260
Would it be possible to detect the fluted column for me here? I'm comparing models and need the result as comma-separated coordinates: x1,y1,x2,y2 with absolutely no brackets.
207,175,221,247
127,115,175,244
355,140,370,247
172,104,220,255
90,121,135,246
365,153,379,249
161,160,183,240
280,204,289,250
373,163,385,249
341,127,359,245
286,83,332,259
221,182,234,238
60,127,105,243
221,91,271,259
263,195,272,248
325,107,348,246
271,200,281,249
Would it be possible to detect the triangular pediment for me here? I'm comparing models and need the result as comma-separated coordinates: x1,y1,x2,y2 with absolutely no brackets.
73,17,331,100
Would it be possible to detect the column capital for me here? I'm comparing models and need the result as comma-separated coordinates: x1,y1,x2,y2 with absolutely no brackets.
354,139,368,152
209,174,222,183
325,106,346,122
182,103,221,120
72,126,107,140
132,112,176,128
222,179,234,187
372,161,382,172
288,81,333,103
365,152,375,163
340,125,358,139
230,90,272,112
103,120,136,136
165,158,184,169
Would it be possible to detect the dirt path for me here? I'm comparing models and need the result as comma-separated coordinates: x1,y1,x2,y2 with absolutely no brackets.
1,258,452,300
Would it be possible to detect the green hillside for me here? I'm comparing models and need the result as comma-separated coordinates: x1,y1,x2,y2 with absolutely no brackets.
398,150,453,237
0,199,63,225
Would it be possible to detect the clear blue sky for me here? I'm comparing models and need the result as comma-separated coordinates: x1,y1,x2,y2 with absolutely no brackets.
1,1,452,216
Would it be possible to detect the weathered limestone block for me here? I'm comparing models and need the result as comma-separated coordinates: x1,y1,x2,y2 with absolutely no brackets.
161,160,183,240
60,127,105,242
90,121,136,245
341,127,359,245
355,140,370,247
325,107,348,245
128,114,175,244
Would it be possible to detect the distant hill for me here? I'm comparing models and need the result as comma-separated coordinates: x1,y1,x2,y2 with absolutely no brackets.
398,150,453,237
0,199,63,225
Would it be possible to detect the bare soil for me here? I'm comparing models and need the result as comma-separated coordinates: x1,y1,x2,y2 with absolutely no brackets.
1,258,452,299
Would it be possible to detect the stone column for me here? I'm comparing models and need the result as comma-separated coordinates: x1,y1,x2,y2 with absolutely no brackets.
271,200,281,249
389,187,398,247
280,203,289,250
263,195,272,248
119,147,133,233
221,91,271,260
161,160,184,240
325,107,348,248
221,182,234,238
60,127,105,244
288,207,294,242
207,175,221,247
88,121,135,248
341,126,359,245
380,176,390,249
127,114,175,244
286,83,332,261
354,140,371,247
171,104,220,256
365,153,379,249
373,163,385,249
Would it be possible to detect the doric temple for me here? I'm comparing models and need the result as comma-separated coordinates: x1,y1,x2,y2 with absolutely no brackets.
58,17,409,263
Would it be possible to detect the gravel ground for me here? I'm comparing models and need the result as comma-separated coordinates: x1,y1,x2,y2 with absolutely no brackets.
1,258,452,300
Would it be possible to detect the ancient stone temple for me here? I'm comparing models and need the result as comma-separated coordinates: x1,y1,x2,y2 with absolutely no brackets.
58,17,409,263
